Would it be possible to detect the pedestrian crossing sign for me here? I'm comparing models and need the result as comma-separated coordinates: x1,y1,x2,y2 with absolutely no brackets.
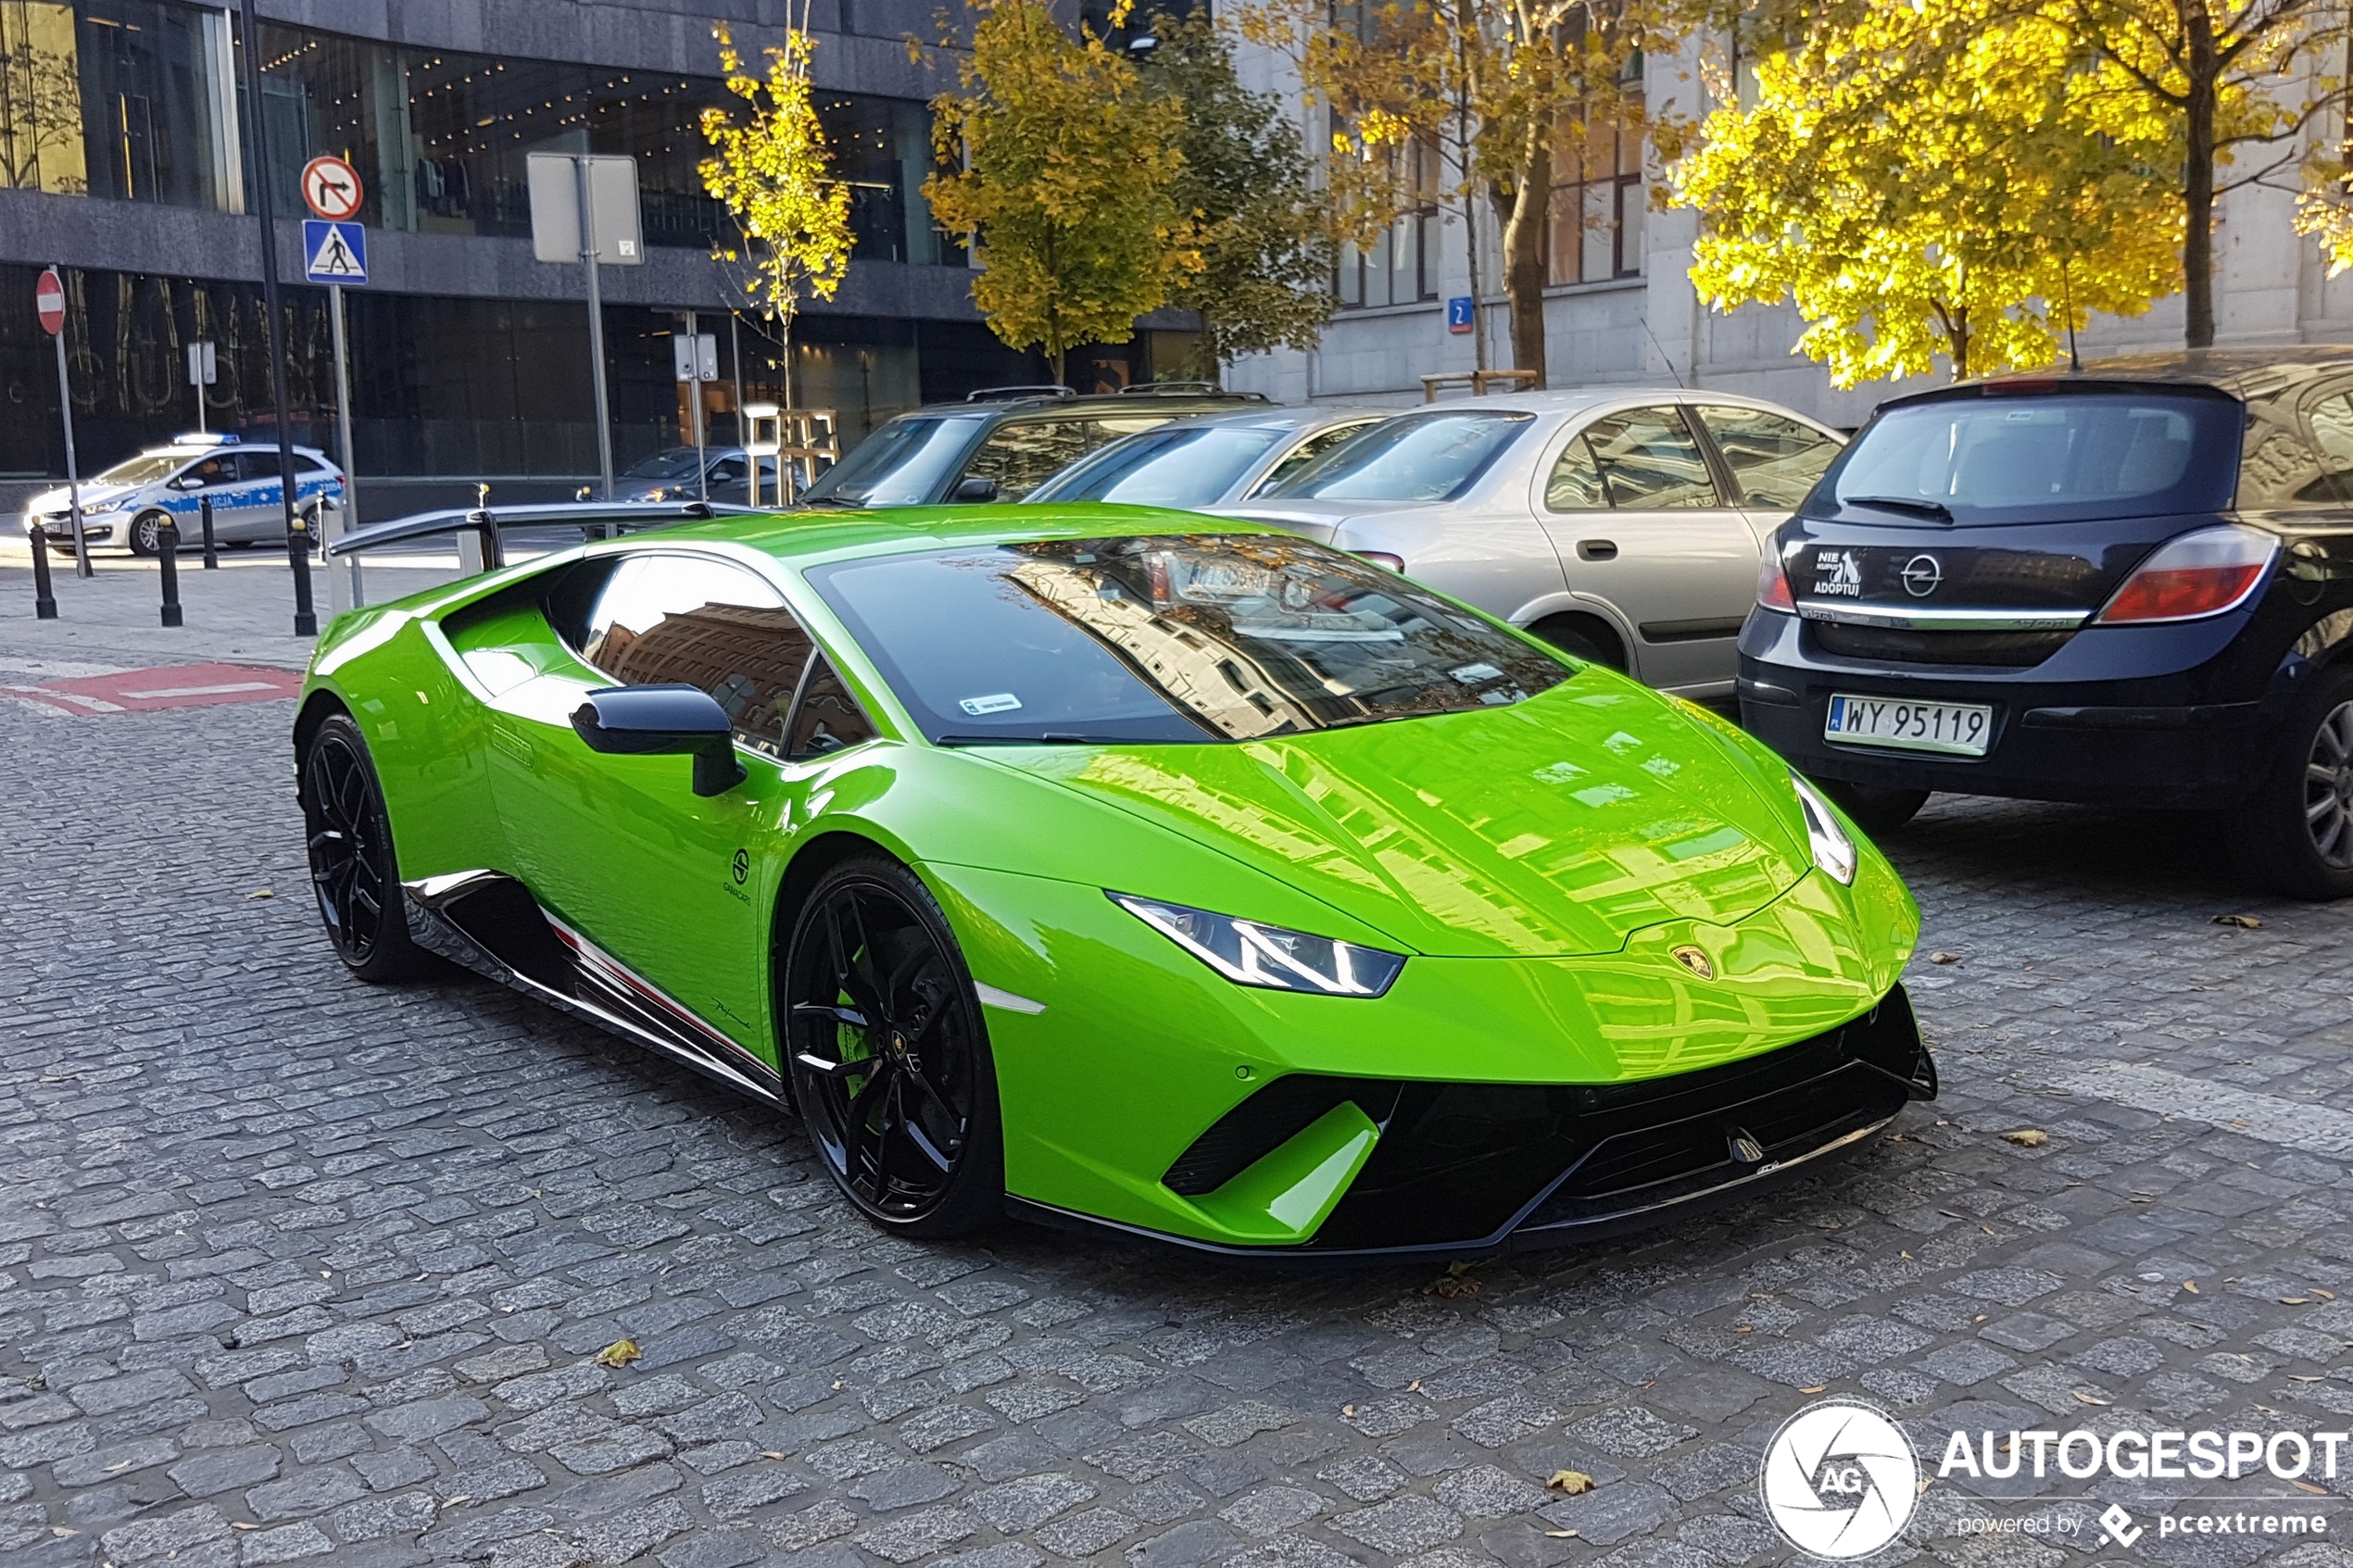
303,220,368,285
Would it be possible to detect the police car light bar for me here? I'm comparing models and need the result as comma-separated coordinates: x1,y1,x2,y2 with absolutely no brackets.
170,432,238,445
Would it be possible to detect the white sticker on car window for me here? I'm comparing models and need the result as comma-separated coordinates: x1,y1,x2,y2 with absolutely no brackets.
1450,662,1504,684
959,693,1023,715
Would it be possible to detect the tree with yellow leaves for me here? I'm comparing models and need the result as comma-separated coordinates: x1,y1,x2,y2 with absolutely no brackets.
923,0,1196,384
1238,0,1668,384
1665,0,2182,385
698,15,855,388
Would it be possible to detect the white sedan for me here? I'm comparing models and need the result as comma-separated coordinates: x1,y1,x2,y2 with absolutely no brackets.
1215,390,1844,698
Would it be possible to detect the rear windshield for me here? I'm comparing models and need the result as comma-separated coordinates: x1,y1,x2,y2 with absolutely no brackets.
807,534,1570,745
1027,425,1285,507
800,416,984,507
1266,410,1534,503
1815,391,2240,524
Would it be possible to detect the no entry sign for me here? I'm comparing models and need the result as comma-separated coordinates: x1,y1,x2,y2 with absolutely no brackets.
35,268,64,335
300,156,364,221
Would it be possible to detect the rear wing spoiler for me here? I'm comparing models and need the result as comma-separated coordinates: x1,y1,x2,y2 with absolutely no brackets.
325,500,777,569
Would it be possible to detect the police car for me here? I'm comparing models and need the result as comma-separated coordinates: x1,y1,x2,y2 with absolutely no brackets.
23,433,345,557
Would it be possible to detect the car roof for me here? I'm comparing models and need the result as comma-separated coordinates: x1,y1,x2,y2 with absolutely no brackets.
1937,347,2353,405
912,389,1273,420
591,502,1293,573
1383,386,1823,420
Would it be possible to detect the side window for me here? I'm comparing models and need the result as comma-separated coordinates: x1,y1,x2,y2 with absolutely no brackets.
1253,421,1373,495
707,457,747,483
1579,408,1723,509
961,420,1092,501
1693,405,1842,509
179,455,233,489
579,554,813,757
2304,395,2353,503
2241,397,2338,508
233,452,283,484
1544,433,1607,509
786,657,877,761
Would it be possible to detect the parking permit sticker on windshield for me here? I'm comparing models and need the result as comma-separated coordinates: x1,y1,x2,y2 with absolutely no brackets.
959,693,1023,716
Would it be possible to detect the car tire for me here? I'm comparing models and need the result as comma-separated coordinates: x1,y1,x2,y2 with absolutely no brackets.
127,510,170,557
1814,778,1931,836
2229,663,2353,899
780,855,1004,1239
1529,613,1628,671
298,714,432,982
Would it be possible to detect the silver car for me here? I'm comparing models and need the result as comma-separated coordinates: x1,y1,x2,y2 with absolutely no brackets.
25,434,345,556
1215,390,1845,698
1024,406,1388,509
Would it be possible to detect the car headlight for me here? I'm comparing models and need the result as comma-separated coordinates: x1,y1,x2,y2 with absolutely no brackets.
1111,893,1406,997
84,496,127,513
1790,773,1857,885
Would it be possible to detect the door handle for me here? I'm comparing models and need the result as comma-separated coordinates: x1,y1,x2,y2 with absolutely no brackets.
1577,539,1617,561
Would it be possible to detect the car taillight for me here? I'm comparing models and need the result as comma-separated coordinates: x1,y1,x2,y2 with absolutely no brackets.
1756,546,1796,611
2093,525,2278,624
1355,551,1405,573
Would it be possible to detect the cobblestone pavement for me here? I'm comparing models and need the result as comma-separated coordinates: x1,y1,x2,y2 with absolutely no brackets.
8,684,2353,1568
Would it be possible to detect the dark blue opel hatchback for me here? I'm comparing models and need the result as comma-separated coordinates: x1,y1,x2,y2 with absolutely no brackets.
1740,349,2353,897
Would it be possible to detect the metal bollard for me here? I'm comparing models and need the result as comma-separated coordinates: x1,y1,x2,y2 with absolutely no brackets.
27,523,57,620
157,514,182,627
199,495,218,568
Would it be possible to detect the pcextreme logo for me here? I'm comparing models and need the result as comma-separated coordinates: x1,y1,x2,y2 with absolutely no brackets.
1760,1399,1920,1559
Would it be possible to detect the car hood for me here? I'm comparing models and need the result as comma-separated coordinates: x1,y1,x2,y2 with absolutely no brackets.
989,677,1808,958
23,483,140,513
1209,497,1437,542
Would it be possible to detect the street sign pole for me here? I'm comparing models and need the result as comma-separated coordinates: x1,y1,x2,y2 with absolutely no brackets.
188,342,216,434
51,314,89,580
238,0,317,638
576,155,616,509
328,283,361,612
686,310,705,501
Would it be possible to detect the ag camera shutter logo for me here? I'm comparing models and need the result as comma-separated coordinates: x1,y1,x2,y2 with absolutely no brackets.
1760,1399,1920,1559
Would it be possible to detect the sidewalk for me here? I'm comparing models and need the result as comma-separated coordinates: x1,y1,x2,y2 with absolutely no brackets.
0,536,471,672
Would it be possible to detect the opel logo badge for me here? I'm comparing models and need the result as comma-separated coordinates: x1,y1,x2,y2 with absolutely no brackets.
1899,554,1944,597
1672,946,1716,980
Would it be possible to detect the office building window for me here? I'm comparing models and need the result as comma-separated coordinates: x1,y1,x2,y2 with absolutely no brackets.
1335,134,1438,310
1547,98,1644,285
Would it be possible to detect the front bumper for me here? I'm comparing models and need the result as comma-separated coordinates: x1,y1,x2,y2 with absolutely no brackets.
1739,610,2275,809
33,515,115,544
1013,985,1932,1261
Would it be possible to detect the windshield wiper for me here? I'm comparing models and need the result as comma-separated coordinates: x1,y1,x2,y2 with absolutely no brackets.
794,495,862,509
1842,495,1955,522
934,732,1152,746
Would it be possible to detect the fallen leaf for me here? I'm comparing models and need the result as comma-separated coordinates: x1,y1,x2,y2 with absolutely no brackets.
1799,1386,1828,1394
1342,1404,1356,1418
2212,913,2262,929
2074,1391,2112,1406
1982,1226,1996,1236
2284,1298,2312,1306
2320,1289,2338,1300
1547,1471,1596,1495
1929,951,1961,964
762,1451,788,1460
2184,1280,2199,1294
1423,1261,1483,1299
246,888,274,899
2296,1480,2329,1496
230,1523,259,1531
1406,1379,1422,1392
443,1494,471,1507
1736,1325,1754,1333
1918,1476,1934,1495
1973,1315,1988,1324
2001,1129,2048,1148
1544,1530,1580,1539
2292,1375,2327,1382
592,1339,641,1369
103,1460,133,1473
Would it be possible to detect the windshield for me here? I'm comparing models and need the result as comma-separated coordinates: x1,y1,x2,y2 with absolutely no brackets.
1817,391,2240,524
1027,425,1285,506
808,534,1571,745
1267,410,1534,502
622,448,709,482
93,453,191,487
800,416,985,507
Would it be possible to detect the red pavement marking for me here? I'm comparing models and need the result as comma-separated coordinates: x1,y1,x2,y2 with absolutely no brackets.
0,662,305,716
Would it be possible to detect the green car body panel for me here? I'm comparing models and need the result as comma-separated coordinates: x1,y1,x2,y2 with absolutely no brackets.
300,504,1925,1253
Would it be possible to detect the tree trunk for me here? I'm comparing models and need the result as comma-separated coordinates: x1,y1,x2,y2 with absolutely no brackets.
2183,0,2218,349
1501,133,1552,388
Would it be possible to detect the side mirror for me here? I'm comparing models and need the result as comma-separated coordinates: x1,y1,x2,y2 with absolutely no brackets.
570,684,747,797
170,476,202,490
951,475,999,502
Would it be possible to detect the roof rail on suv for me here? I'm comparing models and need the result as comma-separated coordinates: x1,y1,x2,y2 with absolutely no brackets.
1116,383,1270,401
965,384,1076,403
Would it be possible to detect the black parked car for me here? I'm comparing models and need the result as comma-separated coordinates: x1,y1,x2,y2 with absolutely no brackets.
795,383,1267,508
1740,349,2353,897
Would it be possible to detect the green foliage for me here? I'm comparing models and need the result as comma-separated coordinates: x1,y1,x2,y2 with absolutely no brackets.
924,0,1197,382
1139,10,1335,374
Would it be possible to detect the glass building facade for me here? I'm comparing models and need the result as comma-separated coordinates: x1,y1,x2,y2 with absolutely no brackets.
0,0,1037,489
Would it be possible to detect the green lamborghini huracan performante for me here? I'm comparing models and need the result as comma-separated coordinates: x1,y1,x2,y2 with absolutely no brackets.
296,505,1933,1258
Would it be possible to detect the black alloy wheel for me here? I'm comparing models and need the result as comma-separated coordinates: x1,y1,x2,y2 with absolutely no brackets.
300,714,428,980
782,857,1002,1236
128,511,169,557
2230,664,2353,899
